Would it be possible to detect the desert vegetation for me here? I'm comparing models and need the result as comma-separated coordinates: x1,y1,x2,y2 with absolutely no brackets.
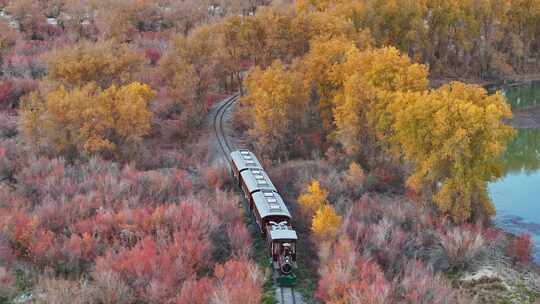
0,0,539,303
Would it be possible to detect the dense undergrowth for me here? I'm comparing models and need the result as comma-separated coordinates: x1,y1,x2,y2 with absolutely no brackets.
1,0,540,303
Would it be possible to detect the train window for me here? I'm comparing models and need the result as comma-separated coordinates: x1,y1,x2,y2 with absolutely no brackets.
267,197,277,203
243,155,253,160
255,175,264,180
246,160,255,165
241,151,250,155
269,203,281,211
263,192,273,197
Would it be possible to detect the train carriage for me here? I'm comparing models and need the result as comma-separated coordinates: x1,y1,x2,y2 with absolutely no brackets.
251,190,291,234
229,149,298,279
230,149,263,187
239,167,277,208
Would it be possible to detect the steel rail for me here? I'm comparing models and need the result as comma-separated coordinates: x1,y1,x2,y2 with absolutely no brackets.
213,94,300,304
213,94,239,162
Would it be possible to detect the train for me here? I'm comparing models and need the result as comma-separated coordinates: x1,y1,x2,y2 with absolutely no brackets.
229,149,298,283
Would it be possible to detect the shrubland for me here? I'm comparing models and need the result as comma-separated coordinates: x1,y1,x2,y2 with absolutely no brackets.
0,1,275,302
269,158,538,303
0,137,263,303
0,0,539,303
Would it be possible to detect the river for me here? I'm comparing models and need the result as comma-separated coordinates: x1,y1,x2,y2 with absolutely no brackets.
488,81,540,263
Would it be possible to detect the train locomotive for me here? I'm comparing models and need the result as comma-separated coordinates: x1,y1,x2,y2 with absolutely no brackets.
230,149,298,281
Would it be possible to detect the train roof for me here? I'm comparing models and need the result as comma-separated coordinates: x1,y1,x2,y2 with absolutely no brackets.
252,190,291,220
269,225,298,241
230,150,263,172
240,167,277,193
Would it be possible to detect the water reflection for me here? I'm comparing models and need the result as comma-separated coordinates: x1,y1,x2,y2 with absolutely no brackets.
489,82,540,263
500,129,540,175
501,81,540,109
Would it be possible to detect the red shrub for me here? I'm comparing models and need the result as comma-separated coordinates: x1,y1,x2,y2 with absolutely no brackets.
96,238,176,302
0,266,15,296
145,48,161,65
0,113,18,137
440,226,485,271
0,81,13,106
64,232,97,263
0,236,14,266
0,145,256,304
171,169,194,194
11,213,34,253
203,166,232,189
213,191,240,221
399,261,459,304
176,277,214,304
316,238,393,304
483,227,505,247
507,234,533,264
351,259,393,304
27,230,57,266
227,222,252,258
213,258,263,304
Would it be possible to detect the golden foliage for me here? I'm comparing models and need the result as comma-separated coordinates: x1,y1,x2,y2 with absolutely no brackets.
21,82,155,159
46,40,144,89
298,180,328,217
332,46,429,155
391,82,515,222
241,60,308,156
236,0,517,224
312,205,342,241
158,27,219,131
301,37,358,133
345,161,366,187
93,0,157,42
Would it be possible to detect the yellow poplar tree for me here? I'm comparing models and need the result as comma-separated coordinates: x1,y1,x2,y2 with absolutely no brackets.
312,205,342,241
20,82,155,159
298,180,328,217
46,40,144,89
301,37,359,133
241,60,308,156
345,161,366,187
331,47,429,156
391,82,515,222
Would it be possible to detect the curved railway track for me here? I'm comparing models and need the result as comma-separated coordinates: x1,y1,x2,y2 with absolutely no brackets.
212,94,302,304
213,94,238,161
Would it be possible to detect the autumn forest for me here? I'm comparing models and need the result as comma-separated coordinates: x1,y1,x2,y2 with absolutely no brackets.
0,0,540,303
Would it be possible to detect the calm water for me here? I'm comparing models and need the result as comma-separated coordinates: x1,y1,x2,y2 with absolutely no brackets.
488,81,540,263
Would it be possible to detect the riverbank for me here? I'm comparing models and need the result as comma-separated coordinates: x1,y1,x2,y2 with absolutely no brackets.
510,106,540,129
430,73,540,89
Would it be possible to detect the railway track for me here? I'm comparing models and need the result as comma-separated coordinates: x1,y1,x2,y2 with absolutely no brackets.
213,94,238,162
213,94,302,304
278,287,298,304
